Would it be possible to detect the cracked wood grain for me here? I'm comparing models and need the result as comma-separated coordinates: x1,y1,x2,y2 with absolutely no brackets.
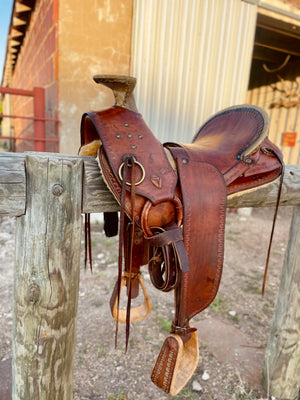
13,154,82,400
262,206,300,399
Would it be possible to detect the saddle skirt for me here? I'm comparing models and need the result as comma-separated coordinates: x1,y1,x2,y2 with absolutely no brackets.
79,75,283,396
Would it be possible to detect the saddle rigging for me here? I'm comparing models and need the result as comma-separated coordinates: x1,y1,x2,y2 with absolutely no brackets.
79,75,283,396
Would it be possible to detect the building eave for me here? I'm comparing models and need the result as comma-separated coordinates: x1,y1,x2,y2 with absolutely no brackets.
1,0,36,87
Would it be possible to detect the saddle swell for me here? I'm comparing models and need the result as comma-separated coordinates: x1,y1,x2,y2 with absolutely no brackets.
81,107,179,230
79,75,283,396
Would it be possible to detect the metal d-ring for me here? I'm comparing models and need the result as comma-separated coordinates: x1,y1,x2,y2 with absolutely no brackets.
118,157,145,186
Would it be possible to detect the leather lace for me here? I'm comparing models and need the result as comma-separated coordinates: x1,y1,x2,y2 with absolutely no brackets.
262,160,285,295
84,213,92,270
115,155,136,351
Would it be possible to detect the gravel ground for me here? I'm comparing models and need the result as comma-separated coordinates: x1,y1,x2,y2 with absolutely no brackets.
0,206,296,400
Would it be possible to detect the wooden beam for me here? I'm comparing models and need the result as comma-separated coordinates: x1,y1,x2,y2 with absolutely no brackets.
0,153,299,217
0,153,26,216
256,14,300,41
227,165,300,208
83,160,300,211
255,26,300,57
252,46,290,64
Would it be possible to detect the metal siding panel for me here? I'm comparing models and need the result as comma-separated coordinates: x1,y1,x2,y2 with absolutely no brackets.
247,79,300,165
131,0,257,143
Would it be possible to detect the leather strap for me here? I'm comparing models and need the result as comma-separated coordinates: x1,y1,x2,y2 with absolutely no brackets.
262,153,284,294
147,223,188,292
168,146,227,327
84,213,92,270
151,149,227,395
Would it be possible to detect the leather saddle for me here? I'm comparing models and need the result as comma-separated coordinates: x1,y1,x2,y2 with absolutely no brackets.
79,75,283,396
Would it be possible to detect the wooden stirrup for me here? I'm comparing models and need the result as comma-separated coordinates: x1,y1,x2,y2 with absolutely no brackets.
110,274,151,323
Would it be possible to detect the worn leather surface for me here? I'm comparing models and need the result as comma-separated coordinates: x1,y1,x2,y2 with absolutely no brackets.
171,154,227,325
82,107,177,204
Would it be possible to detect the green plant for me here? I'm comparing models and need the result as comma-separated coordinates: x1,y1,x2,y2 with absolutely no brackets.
98,346,107,356
229,314,239,322
92,301,103,307
210,294,229,313
77,357,85,366
156,314,172,332
227,375,260,399
108,391,128,400
174,387,198,399
245,281,261,295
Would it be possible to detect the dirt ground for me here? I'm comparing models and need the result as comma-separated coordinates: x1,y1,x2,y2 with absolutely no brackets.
0,206,297,400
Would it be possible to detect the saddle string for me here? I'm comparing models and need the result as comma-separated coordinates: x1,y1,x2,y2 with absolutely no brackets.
84,213,92,270
262,159,285,295
125,157,137,351
115,155,137,350
115,157,129,347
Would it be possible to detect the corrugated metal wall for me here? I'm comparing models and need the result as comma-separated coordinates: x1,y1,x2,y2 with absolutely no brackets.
247,77,300,165
131,0,257,143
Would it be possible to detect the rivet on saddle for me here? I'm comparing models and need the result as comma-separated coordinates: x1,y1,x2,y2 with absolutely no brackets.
79,75,283,396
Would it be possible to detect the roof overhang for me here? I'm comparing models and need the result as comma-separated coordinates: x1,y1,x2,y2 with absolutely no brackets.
1,0,36,87
253,12,300,67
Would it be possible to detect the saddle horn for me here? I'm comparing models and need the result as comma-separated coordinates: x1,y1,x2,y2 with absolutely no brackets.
93,75,138,112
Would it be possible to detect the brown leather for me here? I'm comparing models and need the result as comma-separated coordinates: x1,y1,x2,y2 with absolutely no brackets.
79,75,283,396
81,107,177,204
169,151,227,326
151,330,199,396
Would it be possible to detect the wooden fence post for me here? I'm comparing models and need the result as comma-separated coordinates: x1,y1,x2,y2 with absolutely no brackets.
262,205,300,399
12,154,83,400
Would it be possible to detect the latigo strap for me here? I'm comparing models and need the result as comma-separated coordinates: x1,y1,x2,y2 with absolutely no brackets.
79,75,283,396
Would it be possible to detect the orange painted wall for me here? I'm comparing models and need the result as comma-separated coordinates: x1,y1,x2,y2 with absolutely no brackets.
9,0,133,154
58,0,133,154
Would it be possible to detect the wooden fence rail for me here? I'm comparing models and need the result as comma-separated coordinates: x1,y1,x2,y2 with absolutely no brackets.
0,151,300,399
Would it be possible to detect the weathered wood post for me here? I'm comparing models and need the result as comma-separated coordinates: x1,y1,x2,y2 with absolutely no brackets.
262,205,300,399
12,154,83,399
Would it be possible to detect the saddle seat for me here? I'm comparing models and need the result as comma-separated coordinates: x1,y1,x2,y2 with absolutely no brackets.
166,105,282,196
